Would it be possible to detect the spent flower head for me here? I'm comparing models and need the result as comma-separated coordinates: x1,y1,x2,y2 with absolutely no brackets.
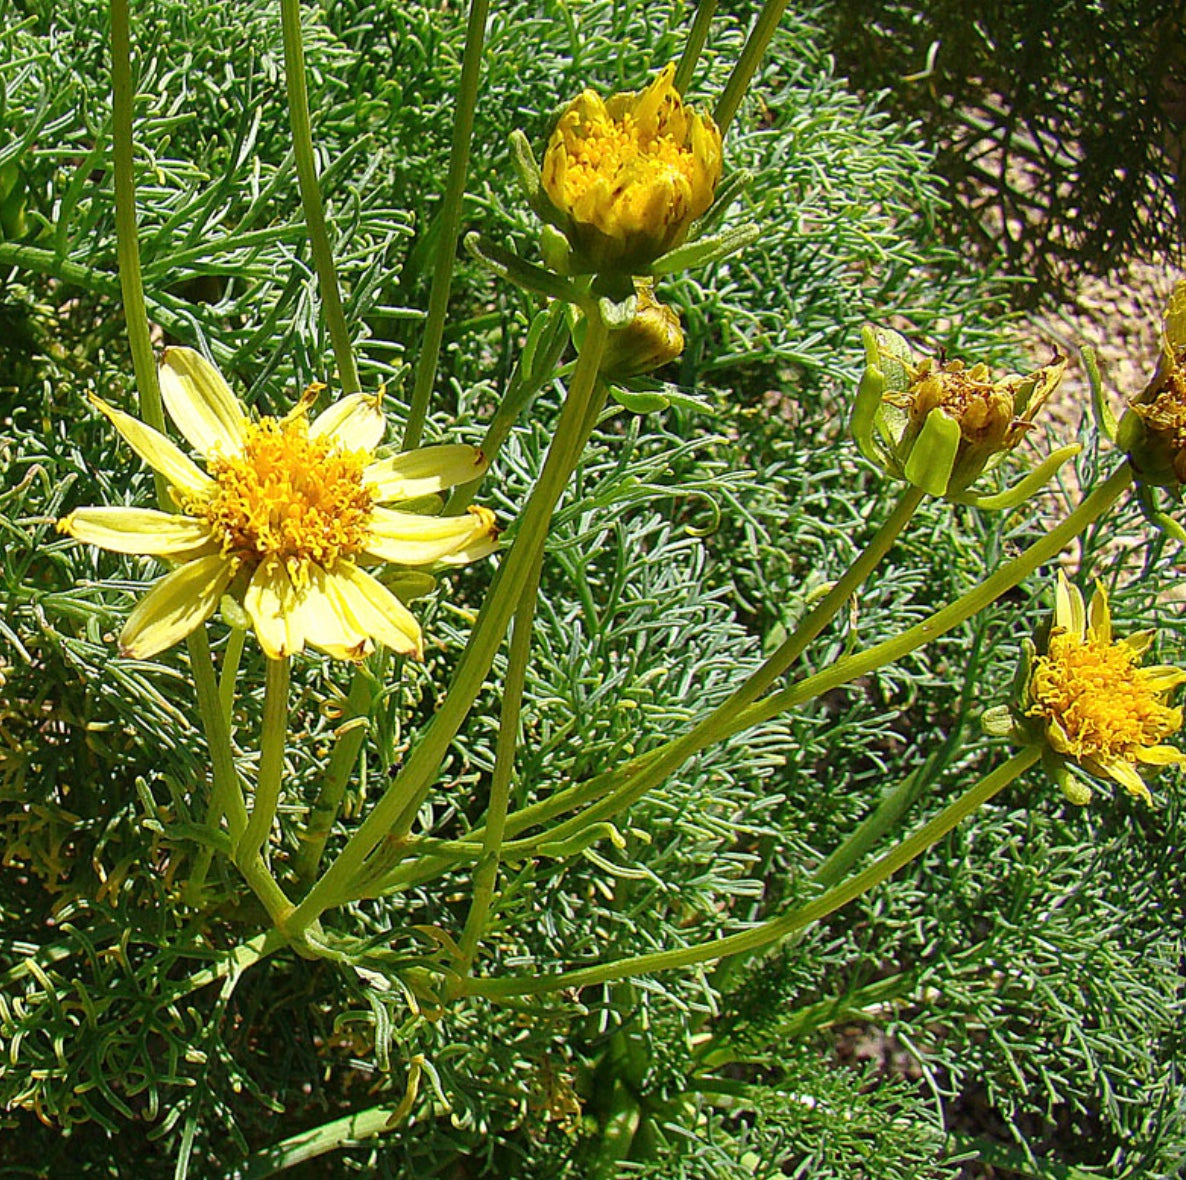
851,325,1068,504
58,348,498,662
1117,278,1186,487
541,63,722,276
984,573,1186,805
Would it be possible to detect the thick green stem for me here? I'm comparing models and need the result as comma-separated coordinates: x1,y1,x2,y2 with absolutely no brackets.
714,0,789,133
280,0,360,393
237,657,291,867
293,668,375,888
456,547,545,976
459,748,1040,998
282,313,611,937
110,0,164,449
403,0,490,449
674,0,719,95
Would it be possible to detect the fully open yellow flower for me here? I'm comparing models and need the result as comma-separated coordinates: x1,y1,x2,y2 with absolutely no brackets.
1023,574,1186,803
541,63,722,273
59,348,497,662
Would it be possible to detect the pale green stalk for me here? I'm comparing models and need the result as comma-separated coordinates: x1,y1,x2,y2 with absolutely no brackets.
293,668,377,888
404,0,490,449
458,748,1041,998
218,626,247,727
237,657,291,867
280,0,360,393
714,0,789,133
674,0,719,95
281,313,611,938
456,547,545,977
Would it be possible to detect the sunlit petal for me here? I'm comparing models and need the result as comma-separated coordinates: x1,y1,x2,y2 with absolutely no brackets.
330,562,422,658
59,506,217,558
159,346,248,457
119,554,232,659
89,393,215,499
363,444,488,503
311,390,386,454
244,559,307,660
361,506,498,565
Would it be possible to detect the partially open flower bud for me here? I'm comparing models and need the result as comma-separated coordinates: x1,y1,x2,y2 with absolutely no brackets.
1117,280,1186,487
851,326,1066,501
599,281,684,379
541,64,722,276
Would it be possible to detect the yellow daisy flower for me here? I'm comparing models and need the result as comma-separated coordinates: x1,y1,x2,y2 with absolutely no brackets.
1022,573,1186,803
541,63,722,274
58,348,498,662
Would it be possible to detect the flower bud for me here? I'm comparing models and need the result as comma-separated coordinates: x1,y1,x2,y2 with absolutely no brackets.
852,326,1066,500
541,64,723,276
599,281,684,379
1117,280,1186,487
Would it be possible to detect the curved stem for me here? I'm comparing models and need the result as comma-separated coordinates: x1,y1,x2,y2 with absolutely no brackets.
218,626,247,729
674,0,719,96
493,484,925,853
403,0,490,449
283,311,611,937
373,463,1131,895
237,656,291,867
280,0,360,393
497,463,1132,854
456,546,545,978
459,748,1040,998
293,666,377,888
714,0,789,134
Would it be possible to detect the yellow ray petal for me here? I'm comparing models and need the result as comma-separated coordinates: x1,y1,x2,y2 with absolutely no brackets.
361,505,498,565
1142,666,1186,692
159,346,248,458
119,554,233,659
89,394,215,499
1054,571,1085,635
432,531,502,566
1089,754,1152,802
1086,581,1111,644
310,390,386,454
297,563,373,661
330,562,423,658
1120,629,1156,657
243,559,307,660
1134,743,1186,766
58,506,217,558
363,444,488,503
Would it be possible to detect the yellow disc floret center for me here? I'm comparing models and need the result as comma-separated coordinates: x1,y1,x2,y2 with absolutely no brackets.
1027,632,1179,759
557,110,697,208
197,419,374,571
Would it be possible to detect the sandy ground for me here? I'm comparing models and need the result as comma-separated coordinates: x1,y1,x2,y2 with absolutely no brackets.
1019,255,1181,440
